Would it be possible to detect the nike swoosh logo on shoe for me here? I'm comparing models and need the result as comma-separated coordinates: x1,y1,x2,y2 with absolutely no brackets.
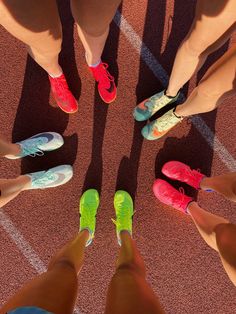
105,82,115,93
44,173,66,187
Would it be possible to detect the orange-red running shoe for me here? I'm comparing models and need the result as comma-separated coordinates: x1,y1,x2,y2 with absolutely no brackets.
49,74,78,114
162,161,205,190
153,179,193,214
89,62,117,104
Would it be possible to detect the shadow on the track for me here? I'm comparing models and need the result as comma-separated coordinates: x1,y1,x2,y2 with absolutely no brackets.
57,0,81,101
115,2,161,200
137,0,231,180
82,4,122,195
115,1,194,200
12,0,80,174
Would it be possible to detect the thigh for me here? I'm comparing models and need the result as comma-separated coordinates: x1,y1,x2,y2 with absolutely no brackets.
71,0,122,35
185,0,236,53
105,267,164,314
215,223,236,285
198,44,236,100
0,0,62,50
1,263,78,314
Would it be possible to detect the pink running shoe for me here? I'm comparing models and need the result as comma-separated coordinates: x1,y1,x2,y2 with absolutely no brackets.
89,62,117,104
162,161,205,190
49,74,78,114
153,179,193,213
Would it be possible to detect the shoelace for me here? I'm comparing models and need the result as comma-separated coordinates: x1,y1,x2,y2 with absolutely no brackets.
53,76,70,99
80,212,94,234
184,167,201,180
111,201,134,226
32,170,56,186
21,138,45,157
80,201,97,222
173,187,187,209
152,112,175,131
153,110,182,132
95,63,114,87
147,95,170,112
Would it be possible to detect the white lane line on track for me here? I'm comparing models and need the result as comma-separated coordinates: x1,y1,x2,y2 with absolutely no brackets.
0,209,81,314
114,11,236,171
0,209,46,273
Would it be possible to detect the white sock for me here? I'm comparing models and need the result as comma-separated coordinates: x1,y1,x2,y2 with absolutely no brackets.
87,59,101,68
85,53,101,67
49,72,63,78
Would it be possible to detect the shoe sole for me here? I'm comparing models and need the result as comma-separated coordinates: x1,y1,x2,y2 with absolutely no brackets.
58,105,78,114
98,86,117,104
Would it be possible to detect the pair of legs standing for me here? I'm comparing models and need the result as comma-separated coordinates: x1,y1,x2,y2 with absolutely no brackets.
134,0,236,140
153,161,236,286
0,132,73,208
0,0,120,112
1,190,164,314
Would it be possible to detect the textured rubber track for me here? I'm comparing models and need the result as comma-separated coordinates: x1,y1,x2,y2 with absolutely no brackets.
0,1,236,313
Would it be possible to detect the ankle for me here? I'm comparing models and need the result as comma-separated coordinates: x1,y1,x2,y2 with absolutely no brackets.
199,177,212,191
85,52,101,67
19,175,32,191
47,65,63,78
173,106,184,119
79,228,90,241
165,88,179,98
186,201,197,214
48,71,63,78
119,230,132,243
4,143,21,158
174,105,185,118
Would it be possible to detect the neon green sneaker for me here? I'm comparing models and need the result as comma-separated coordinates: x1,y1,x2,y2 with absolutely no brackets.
79,189,100,246
112,190,134,245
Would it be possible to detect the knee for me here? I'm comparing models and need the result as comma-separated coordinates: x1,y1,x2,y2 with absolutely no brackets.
51,259,77,276
115,262,146,278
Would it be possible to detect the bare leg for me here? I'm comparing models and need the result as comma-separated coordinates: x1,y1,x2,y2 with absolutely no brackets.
0,176,31,207
175,44,236,117
105,231,164,314
188,202,236,286
1,230,89,314
187,202,229,251
166,0,236,97
71,0,121,65
0,136,21,157
0,0,63,76
200,172,236,202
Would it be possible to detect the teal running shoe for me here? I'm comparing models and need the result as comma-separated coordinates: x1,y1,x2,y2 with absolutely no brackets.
133,90,179,122
112,190,134,245
79,189,100,246
6,132,64,159
141,108,182,140
26,165,73,189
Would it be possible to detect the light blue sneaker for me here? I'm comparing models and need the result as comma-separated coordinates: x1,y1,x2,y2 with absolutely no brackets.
133,90,179,122
6,132,64,159
26,165,73,189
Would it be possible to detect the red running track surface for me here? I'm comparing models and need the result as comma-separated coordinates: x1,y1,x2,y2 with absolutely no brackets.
0,1,236,313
